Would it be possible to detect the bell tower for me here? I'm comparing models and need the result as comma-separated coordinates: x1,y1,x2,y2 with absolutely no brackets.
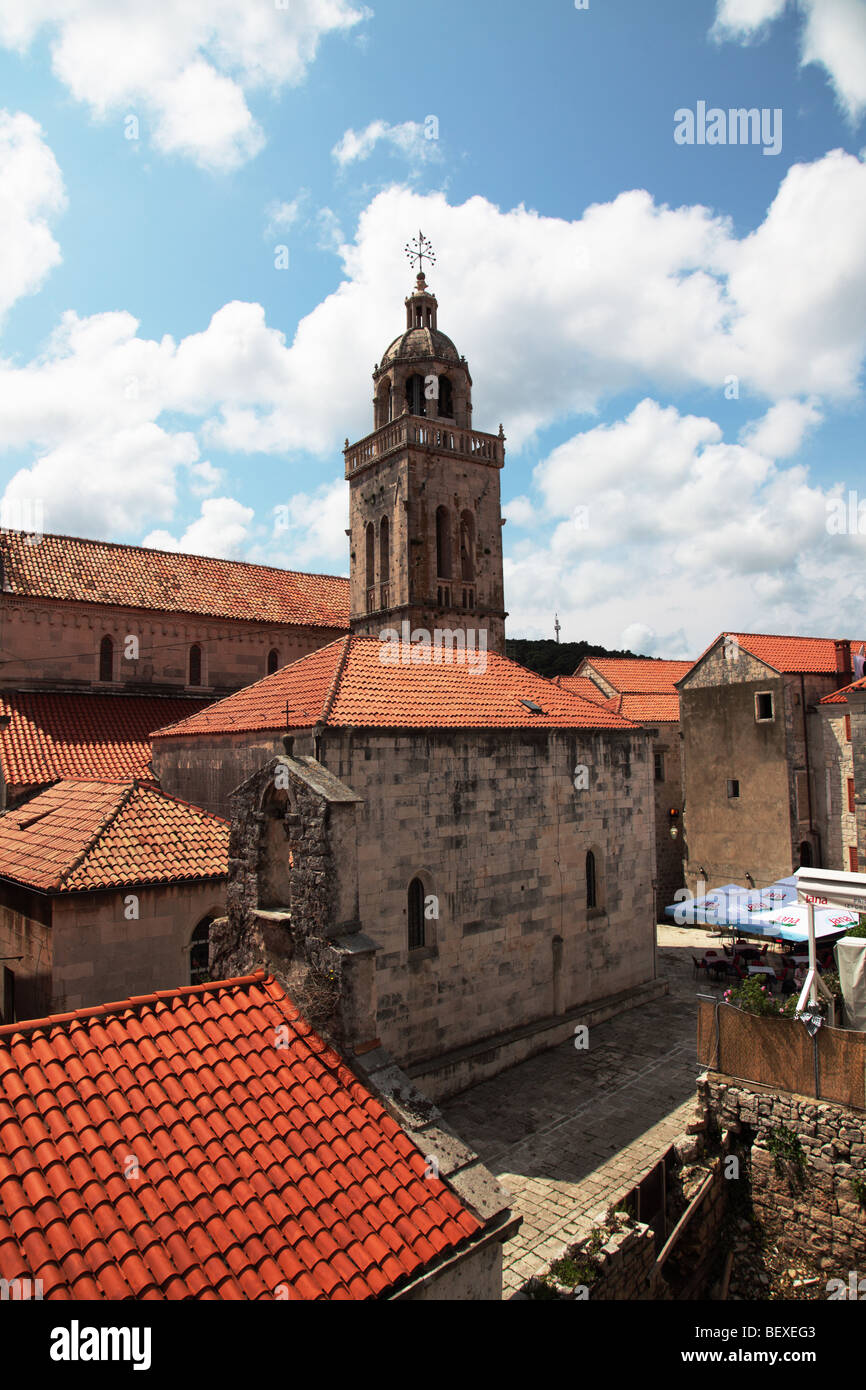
345,234,507,652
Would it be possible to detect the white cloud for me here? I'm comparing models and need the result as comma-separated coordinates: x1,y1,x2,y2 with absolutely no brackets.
270,481,349,571
713,0,866,121
332,119,441,169
2,154,866,589
502,495,538,528
264,194,306,239
503,397,866,653
0,1,370,171
740,398,822,456
0,110,65,320
143,496,254,558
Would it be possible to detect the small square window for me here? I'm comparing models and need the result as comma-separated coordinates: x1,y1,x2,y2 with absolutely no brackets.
727,779,740,799
755,692,774,722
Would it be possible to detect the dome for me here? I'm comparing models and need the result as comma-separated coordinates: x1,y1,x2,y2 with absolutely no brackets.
379,326,461,371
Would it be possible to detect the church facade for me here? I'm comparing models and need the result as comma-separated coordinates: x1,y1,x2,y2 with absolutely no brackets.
152,268,661,1097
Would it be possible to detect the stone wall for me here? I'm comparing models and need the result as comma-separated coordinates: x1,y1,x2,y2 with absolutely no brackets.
196,722,657,1079
19,880,224,1014
700,1074,866,1274
0,596,344,695
813,707,855,872
649,721,685,917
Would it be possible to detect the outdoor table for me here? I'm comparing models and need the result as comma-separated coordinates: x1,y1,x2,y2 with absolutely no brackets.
747,965,776,978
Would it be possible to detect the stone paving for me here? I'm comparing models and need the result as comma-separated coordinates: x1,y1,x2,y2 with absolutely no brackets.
441,922,731,1296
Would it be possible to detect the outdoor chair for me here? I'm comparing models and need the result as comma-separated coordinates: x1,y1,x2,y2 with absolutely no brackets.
692,956,709,980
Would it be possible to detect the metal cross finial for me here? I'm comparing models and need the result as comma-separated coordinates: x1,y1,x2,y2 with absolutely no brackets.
405,230,436,276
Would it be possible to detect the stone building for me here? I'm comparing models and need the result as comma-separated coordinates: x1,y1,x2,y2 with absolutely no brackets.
0,778,228,1023
0,529,349,696
149,271,662,1097
346,271,506,653
678,633,865,896
569,657,694,918
813,674,866,874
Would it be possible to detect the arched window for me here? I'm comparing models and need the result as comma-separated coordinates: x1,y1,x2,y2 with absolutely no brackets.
376,379,392,428
190,915,214,985
460,511,475,581
408,877,425,951
438,376,454,419
189,643,202,686
99,635,113,683
379,517,390,598
406,373,426,417
436,506,452,579
267,648,279,675
586,851,598,910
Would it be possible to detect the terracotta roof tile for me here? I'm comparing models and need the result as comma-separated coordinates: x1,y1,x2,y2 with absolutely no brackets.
0,691,212,789
819,675,866,705
689,633,866,677
0,531,350,630
152,636,641,737
0,974,484,1299
580,658,695,693
0,780,228,892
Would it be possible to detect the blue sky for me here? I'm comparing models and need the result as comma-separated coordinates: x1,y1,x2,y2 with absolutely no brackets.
0,0,864,656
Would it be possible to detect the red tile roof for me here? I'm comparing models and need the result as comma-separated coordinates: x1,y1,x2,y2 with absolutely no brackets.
0,972,483,1299
819,676,866,705
688,633,866,678
152,637,642,738
553,676,612,706
568,659,691,724
0,531,350,629
582,658,695,693
0,780,228,892
0,691,211,789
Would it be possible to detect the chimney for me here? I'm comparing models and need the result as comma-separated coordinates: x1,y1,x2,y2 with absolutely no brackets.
835,639,852,690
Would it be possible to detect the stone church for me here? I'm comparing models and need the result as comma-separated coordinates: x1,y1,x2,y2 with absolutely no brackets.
151,268,662,1098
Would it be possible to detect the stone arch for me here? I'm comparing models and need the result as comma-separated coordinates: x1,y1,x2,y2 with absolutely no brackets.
406,869,437,952
376,376,392,428
257,782,294,911
438,375,454,419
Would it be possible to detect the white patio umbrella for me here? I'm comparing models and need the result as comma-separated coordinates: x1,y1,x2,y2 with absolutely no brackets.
752,902,856,1026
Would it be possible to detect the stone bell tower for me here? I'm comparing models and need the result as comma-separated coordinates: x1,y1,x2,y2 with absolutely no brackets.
344,234,507,652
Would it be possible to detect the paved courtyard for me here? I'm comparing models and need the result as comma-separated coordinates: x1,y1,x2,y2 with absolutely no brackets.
441,922,728,1296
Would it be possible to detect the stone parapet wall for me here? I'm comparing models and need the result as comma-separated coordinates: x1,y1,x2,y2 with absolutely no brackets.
700,1074,866,1273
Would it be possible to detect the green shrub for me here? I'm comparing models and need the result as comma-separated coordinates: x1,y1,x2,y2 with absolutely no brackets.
723,974,779,1017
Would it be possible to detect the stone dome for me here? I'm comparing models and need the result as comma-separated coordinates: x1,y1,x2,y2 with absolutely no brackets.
379,325,461,370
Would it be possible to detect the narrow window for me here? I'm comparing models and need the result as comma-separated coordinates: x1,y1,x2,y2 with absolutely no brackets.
459,510,475,581
438,377,454,418
189,643,202,686
408,877,425,951
267,648,279,676
654,751,665,783
190,916,214,985
406,374,426,416
436,506,451,579
755,692,774,722
846,714,852,742
849,846,859,873
848,778,856,814
99,635,113,683
799,841,813,868
727,779,740,799
586,851,597,910
365,521,376,610
379,516,390,589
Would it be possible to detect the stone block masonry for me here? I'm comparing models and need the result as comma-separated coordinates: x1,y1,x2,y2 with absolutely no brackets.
700,1073,866,1275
